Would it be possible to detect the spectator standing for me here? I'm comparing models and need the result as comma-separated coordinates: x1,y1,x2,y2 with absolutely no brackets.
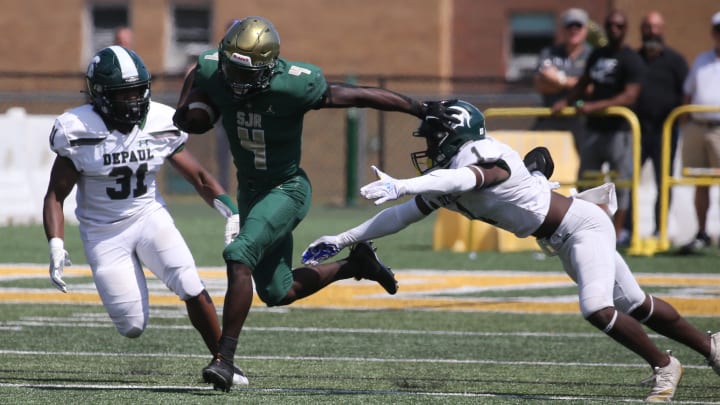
680,11,720,252
552,9,646,244
627,11,688,238
533,8,593,154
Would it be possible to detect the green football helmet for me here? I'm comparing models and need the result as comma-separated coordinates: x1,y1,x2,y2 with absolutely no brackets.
219,16,280,99
411,100,486,173
86,46,151,128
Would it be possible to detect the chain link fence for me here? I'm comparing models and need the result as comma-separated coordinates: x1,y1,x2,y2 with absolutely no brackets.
0,73,539,205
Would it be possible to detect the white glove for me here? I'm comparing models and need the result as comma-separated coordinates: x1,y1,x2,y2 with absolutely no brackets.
360,165,407,205
49,238,71,293
301,236,345,265
225,214,240,246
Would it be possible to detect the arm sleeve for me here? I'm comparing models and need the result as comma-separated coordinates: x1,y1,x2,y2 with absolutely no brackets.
336,199,427,245
399,166,479,196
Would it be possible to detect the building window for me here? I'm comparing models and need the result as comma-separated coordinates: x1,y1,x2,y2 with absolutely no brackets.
506,13,555,81
84,4,129,65
166,4,212,73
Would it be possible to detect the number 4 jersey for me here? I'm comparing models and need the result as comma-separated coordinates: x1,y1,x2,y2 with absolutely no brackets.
193,50,327,187
50,102,186,227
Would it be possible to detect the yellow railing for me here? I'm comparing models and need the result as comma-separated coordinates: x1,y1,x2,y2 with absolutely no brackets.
656,105,720,253
482,106,646,255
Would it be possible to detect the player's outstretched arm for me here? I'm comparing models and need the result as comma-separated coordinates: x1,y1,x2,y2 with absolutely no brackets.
302,198,427,265
360,165,483,205
320,83,459,130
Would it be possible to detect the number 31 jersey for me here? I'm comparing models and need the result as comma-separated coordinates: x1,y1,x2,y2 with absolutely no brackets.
50,102,186,227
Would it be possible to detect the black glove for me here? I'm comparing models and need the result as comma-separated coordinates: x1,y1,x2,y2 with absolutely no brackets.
523,146,555,179
420,99,460,132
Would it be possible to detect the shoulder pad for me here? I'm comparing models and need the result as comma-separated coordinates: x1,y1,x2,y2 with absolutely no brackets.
51,105,109,156
450,138,504,168
144,102,182,136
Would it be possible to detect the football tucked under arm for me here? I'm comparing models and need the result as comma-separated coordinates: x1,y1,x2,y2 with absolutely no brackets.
173,88,219,134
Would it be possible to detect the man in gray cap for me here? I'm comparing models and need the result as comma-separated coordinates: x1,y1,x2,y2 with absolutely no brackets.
532,8,593,155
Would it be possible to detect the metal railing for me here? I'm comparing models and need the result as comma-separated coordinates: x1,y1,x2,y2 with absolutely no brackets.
482,106,646,254
656,105,720,253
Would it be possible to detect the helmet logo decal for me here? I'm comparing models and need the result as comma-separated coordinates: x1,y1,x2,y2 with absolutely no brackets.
448,106,472,129
87,56,99,78
109,46,140,80
230,52,253,66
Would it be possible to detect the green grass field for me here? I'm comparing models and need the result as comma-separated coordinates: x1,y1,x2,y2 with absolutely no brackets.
1,198,719,403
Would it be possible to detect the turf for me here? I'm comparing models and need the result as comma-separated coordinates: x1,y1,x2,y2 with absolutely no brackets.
1,198,719,403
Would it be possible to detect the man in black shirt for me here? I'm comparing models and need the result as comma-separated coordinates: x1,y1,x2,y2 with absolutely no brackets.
553,9,646,243
631,11,689,238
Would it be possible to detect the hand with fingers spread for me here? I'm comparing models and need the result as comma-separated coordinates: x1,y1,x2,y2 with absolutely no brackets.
360,166,407,205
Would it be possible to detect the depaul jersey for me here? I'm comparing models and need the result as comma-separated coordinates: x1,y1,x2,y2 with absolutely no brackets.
50,102,186,227
421,137,552,238
193,50,327,187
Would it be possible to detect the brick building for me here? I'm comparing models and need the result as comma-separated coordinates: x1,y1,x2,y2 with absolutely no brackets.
1,0,717,203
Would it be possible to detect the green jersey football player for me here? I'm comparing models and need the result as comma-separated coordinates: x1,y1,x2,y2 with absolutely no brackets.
173,16,458,391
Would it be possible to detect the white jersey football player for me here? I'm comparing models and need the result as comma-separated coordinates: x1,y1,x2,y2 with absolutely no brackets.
302,100,720,402
42,46,247,385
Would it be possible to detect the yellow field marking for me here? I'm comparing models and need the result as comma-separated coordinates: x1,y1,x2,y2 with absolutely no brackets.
2,265,719,316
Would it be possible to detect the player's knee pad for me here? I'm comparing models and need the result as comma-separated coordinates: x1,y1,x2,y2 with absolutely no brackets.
120,325,144,338
631,294,655,324
223,236,260,269
257,283,290,307
601,310,618,333
165,267,205,301
113,315,146,338
586,308,618,334
106,300,147,338
579,295,614,319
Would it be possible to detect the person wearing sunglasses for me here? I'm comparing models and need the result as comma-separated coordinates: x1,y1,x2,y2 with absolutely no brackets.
625,11,688,248
552,9,646,247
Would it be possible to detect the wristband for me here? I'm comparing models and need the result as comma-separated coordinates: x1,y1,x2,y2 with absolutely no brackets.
213,194,239,219
49,237,64,250
574,99,584,108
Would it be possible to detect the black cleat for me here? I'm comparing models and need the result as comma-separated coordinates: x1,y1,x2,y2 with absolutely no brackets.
348,241,398,295
202,355,234,392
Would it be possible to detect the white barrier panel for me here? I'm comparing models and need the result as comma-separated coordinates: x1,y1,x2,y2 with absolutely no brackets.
0,107,78,226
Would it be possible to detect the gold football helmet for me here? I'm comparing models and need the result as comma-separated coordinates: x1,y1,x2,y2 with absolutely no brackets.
219,16,280,98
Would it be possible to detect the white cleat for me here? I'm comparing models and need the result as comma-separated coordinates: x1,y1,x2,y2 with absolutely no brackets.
644,352,683,403
707,331,720,376
233,365,249,386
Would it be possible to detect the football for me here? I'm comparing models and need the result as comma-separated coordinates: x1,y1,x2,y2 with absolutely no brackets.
174,88,219,134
